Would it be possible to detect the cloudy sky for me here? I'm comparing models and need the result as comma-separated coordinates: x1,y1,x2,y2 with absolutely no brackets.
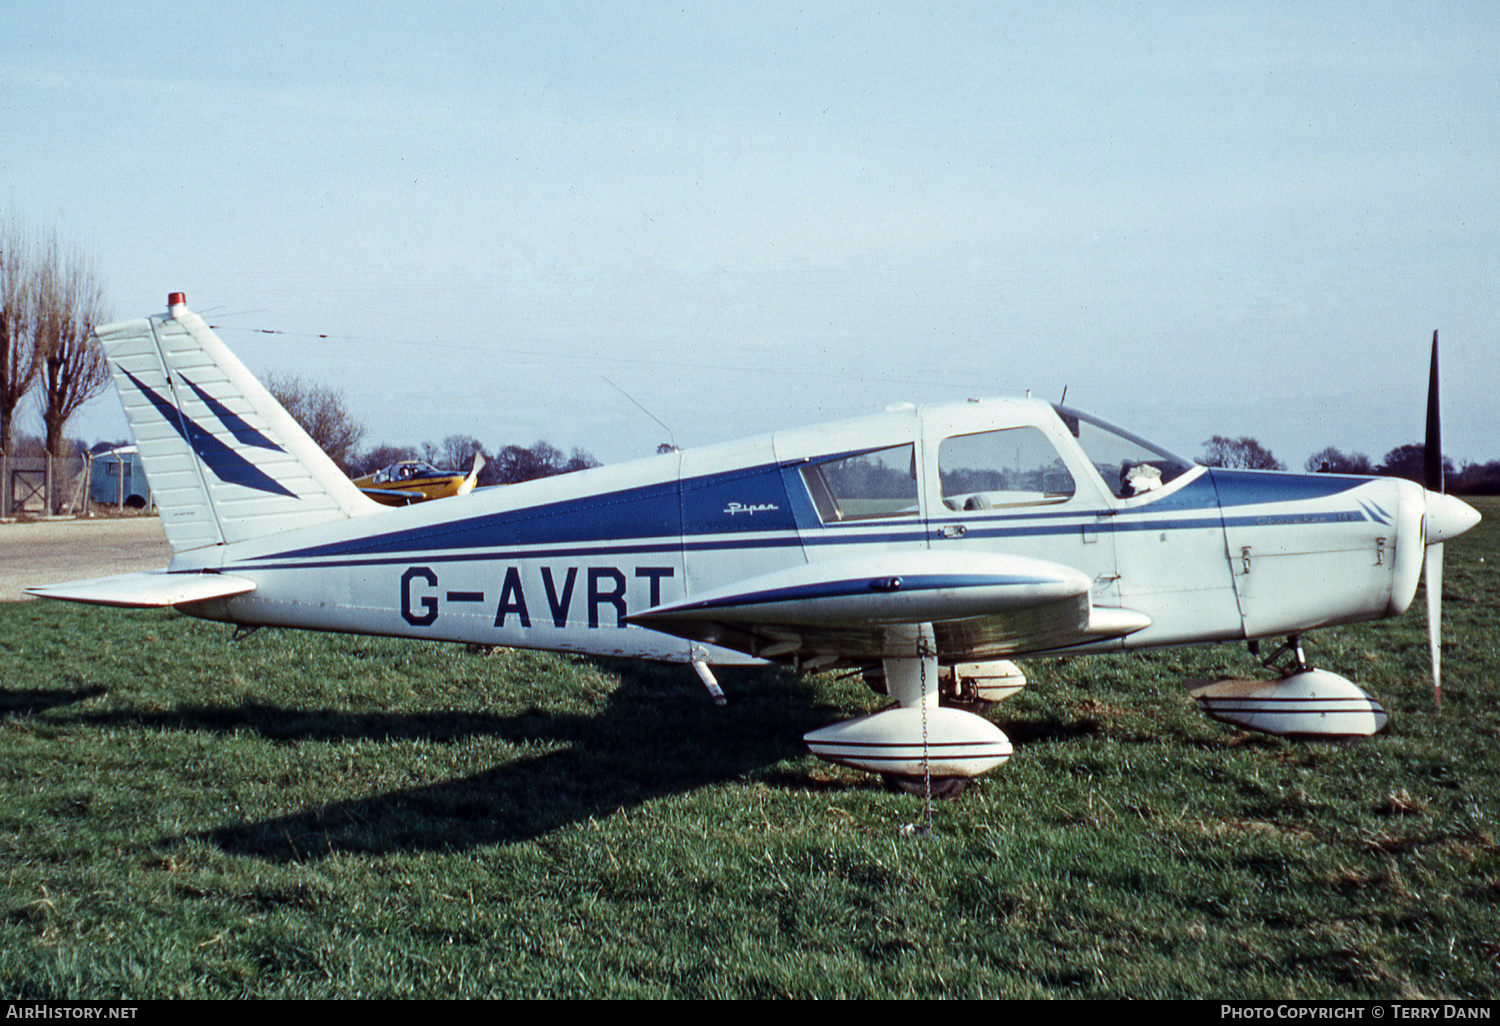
4,2,1497,468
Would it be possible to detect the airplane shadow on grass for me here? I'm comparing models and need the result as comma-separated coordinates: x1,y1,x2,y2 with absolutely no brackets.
1,684,106,716
62,661,848,861
48,658,1132,862
191,692,1126,862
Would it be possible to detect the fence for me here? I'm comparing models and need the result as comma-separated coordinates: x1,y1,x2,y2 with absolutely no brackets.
1,453,93,517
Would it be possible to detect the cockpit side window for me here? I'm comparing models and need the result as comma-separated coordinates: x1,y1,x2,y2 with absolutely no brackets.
938,427,1076,511
1053,405,1194,499
800,444,919,523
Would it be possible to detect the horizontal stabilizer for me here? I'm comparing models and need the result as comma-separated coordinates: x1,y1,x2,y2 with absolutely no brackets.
26,571,257,608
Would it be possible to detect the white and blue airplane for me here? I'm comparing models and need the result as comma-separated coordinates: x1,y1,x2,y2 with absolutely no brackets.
29,294,1481,796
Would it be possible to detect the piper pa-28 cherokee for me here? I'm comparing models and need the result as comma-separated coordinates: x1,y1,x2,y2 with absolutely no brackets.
30,294,1481,796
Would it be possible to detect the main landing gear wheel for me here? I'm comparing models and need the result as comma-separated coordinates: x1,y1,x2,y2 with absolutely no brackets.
941,697,994,716
882,774,969,799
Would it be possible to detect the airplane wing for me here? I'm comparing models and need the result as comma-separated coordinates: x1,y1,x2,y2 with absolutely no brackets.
626,552,1149,665
358,486,426,503
25,571,257,608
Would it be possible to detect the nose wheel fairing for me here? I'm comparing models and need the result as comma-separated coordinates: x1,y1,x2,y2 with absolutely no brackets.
1189,670,1388,740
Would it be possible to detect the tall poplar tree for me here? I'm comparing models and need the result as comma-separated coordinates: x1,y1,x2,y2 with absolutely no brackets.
34,234,110,460
0,217,42,455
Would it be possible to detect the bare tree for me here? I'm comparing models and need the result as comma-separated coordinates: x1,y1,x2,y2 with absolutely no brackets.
1305,447,1373,474
34,235,110,460
491,440,599,484
1377,443,1454,485
1199,435,1285,471
436,434,486,474
7,431,45,458
264,372,366,473
563,446,599,474
0,217,43,455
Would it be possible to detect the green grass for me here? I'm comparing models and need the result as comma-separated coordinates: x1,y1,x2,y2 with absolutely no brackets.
1,499,1497,997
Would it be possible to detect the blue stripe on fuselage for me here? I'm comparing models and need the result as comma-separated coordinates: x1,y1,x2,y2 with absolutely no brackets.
252,461,1372,567
266,461,799,561
265,477,685,559
1207,468,1369,507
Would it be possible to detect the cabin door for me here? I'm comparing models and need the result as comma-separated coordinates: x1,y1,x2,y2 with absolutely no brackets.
918,407,1119,612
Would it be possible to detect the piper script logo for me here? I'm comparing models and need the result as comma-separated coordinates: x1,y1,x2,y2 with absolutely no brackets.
724,502,780,516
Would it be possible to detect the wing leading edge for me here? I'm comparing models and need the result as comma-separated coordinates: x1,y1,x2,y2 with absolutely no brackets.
626,551,1149,665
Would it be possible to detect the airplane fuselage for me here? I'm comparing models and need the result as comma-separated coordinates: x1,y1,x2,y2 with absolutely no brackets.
169,398,1429,669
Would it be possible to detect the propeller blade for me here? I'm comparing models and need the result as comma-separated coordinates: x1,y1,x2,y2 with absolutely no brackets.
1425,330,1443,709
1426,538,1443,711
1425,330,1443,494
458,452,485,497
1417,333,1481,711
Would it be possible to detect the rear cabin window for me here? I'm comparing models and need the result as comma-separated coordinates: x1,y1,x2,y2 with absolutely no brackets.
938,427,1076,510
800,444,919,523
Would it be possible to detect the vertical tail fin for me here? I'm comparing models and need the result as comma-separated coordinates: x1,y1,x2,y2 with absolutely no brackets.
98,293,377,552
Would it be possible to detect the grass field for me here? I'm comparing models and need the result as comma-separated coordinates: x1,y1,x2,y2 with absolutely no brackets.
2,499,1496,998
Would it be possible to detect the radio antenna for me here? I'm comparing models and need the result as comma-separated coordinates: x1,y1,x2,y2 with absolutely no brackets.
602,376,678,452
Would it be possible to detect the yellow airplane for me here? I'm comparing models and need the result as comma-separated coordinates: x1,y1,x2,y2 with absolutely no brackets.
352,454,484,506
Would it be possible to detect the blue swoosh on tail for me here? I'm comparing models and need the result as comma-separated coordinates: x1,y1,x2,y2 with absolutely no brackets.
121,368,297,498
180,376,286,452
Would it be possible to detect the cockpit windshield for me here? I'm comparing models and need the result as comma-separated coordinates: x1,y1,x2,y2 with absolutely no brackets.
372,462,441,485
1052,405,1196,499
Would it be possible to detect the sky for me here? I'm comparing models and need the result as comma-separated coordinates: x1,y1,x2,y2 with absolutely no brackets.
3,2,1497,469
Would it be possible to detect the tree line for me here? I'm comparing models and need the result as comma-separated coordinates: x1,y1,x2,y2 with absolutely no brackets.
264,373,600,487
352,436,601,486
0,216,109,459
1200,435,1500,494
